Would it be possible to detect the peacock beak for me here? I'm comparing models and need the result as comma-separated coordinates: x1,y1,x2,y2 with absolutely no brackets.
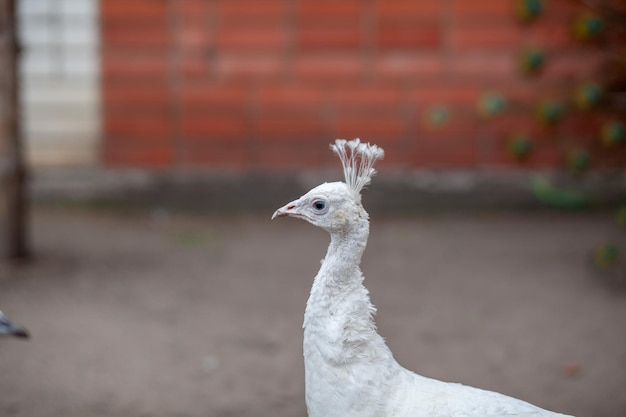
271,199,301,220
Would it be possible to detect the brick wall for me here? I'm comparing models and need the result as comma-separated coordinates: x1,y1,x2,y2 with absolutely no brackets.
101,0,626,171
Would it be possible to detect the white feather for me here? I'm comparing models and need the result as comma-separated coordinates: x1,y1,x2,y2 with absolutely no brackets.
274,139,573,417
330,138,384,199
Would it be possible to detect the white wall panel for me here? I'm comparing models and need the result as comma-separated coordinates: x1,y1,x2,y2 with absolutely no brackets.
18,0,100,167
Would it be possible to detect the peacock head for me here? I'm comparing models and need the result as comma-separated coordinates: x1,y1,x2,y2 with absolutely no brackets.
272,181,366,232
272,139,384,234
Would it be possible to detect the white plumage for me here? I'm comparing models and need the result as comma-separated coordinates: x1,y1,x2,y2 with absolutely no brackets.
272,139,573,417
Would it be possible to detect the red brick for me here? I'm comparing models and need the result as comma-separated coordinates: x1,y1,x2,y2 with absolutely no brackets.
332,85,405,106
297,0,361,18
452,0,515,18
378,24,441,49
101,0,167,19
99,0,615,172
104,107,171,122
102,53,169,81
373,142,413,167
217,0,284,24
417,121,478,139
332,105,404,146
102,24,169,50
217,27,286,51
525,146,565,168
104,85,170,107
450,53,516,78
177,23,213,51
569,135,626,169
413,83,480,106
256,85,326,108
541,53,605,80
484,138,563,169
293,54,363,82
182,115,248,138
543,0,589,20
295,3,362,51
417,113,478,139
606,26,626,46
217,55,284,81
180,133,246,151
560,111,604,136
105,134,173,148
180,0,208,16
335,116,405,139
184,146,250,168
295,4,362,50
255,113,326,138
376,1,441,18
180,54,210,80
481,80,545,107
524,24,574,48
105,116,171,139
256,146,327,169
412,146,478,169
297,27,361,50
590,141,626,168
486,113,555,139
182,84,249,109
481,112,539,132
179,12,209,33
450,25,523,50
102,138,177,170
374,53,443,80
218,0,284,16
104,145,174,168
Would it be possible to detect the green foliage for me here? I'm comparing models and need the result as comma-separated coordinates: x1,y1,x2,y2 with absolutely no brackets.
507,134,533,160
519,48,545,75
478,92,506,117
567,149,591,174
425,106,450,127
592,243,621,269
601,121,625,146
572,13,606,41
515,0,543,22
536,100,565,124
616,206,626,227
573,83,603,109
530,176,590,210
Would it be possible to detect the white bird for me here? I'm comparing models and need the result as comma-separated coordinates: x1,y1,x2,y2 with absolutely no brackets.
0,310,29,339
272,139,573,417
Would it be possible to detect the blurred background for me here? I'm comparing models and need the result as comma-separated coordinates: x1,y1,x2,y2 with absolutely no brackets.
1,0,626,416
3,0,625,210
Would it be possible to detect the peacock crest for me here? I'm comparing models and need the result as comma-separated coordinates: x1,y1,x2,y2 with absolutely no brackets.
331,138,385,199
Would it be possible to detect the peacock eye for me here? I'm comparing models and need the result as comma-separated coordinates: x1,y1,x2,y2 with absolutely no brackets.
312,199,328,213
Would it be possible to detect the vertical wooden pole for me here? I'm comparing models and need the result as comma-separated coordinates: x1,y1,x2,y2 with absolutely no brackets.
0,0,29,260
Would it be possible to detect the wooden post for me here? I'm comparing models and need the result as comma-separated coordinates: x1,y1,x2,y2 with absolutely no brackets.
0,0,29,260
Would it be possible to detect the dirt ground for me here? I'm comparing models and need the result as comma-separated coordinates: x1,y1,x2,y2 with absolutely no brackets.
0,205,625,417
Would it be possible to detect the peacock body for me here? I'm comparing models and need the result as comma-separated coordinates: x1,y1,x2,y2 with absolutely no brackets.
273,139,573,417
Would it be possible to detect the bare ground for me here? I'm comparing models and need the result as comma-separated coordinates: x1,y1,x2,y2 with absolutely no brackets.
1,205,625,417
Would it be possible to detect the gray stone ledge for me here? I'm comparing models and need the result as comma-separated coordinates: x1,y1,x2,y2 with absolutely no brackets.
29,168,626,213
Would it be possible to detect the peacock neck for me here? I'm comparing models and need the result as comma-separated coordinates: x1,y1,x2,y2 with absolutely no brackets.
319,222,369,289
305,218,371,320
304,217,396,370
